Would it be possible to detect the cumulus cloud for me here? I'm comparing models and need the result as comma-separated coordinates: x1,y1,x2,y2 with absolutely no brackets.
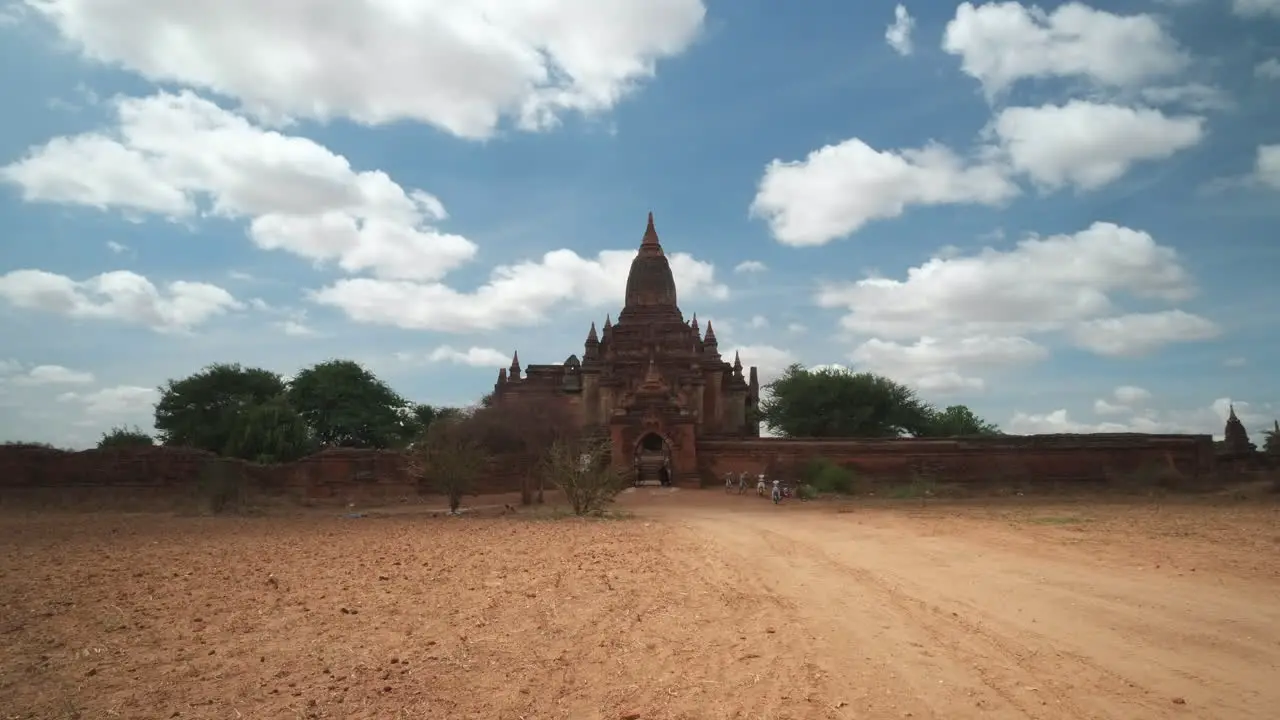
942,2,1188,97
313,245,728,332
5,365,96,386
885,4,915,56
426,346,511,368
1256,59,1280,80
990,101,1204,191
0,268,241,332
850,336,1049,395
750,139,1018,246
1093,385,1151,415
817,222,1202,340
734,260,767,274
1070,310,1220,357
749,101,1204,246
57,385,160,419
19,0,707,139
1,91,478,282
814,223,1217,387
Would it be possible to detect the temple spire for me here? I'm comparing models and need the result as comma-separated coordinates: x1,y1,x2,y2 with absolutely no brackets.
704,321,718,345
642,211,660,248
509,351,521,380
586,322,599,343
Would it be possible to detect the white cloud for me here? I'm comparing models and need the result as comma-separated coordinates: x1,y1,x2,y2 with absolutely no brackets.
427,346,511,368
787,323,806,334
1255,145,1280,190
1094,385,1151,414
885,4,915,56
990,101,1204,191
278,320,317,337
1233,0,1280,18
943,1,1188,97
1224,357,1247,368
1138,83,1232,113
734,260,767,274
0,268,241,332
1010,398,1272,440
1256,59,1280,80
849,335,1048,394
313,246,727,332
57,385,159,419
749,99,1204,246
750,139,1017,246
817,222,1198,342
749,315,769,329
1,91,477,282
21,0,706,140
1113,385,1151,405
105,240,127,254
1070,310,1219,357
6,365,95,386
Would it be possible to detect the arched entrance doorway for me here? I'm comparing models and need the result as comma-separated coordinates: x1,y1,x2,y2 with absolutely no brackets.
633,432,672,487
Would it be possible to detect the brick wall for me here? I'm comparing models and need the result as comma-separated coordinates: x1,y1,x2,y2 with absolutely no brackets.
0,431,1220,508
0,445,527,508
696,433,1216,486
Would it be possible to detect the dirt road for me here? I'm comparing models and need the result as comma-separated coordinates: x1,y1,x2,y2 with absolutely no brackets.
647,495,1280,719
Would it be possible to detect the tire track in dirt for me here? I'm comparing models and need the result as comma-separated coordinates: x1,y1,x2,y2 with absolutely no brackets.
661,504,1280,720
687,512,1106,719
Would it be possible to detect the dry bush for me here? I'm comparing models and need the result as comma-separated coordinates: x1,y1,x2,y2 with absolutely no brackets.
409,416,489,514
467,400,579,504
537,436,623,516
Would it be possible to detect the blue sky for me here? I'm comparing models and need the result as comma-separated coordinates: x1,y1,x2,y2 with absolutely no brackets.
0,0,1277,448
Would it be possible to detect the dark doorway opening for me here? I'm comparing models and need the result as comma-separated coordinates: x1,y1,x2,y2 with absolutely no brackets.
634,432,672,487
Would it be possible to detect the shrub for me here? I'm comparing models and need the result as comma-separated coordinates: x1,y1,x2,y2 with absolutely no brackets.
801,457,856,494
410,416,488,514
98,425,154,449
538,436,623,516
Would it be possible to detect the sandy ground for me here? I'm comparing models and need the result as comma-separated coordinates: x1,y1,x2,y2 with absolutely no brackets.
2,490,1279,720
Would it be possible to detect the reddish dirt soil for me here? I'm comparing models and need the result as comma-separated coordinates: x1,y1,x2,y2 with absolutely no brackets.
2,489,1279,719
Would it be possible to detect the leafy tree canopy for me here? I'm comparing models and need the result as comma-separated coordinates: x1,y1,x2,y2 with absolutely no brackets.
98,425,155,449
287,359,409,449
920,405,1002,437
760,364,999,439
224,394,316,463
760,364,934,438
154,363,287,453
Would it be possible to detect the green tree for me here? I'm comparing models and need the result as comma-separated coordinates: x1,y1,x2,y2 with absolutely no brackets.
921,405,1002,437
155,363,288,453
98,425,155,449
223,394,316,463
759,364,934,438
287,360,409,449
399,403,463,444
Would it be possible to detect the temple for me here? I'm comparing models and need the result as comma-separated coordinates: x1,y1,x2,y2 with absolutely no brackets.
491,213,759,486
